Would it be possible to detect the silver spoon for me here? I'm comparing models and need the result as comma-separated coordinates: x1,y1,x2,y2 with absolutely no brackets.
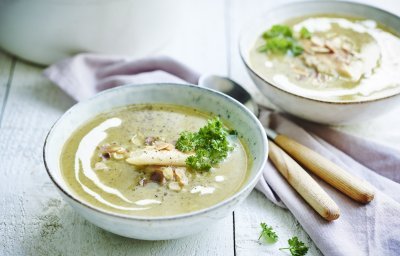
199,74,375,220
198,75,260,117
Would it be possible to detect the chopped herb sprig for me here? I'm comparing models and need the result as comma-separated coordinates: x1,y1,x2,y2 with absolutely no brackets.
258,222,278,243
258,25,311,56
279,237,309,256
175,117,235,171
300,27,311,39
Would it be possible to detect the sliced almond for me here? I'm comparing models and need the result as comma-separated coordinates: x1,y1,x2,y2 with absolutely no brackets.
325,37,342,51
110,146,127,153
112,152,125,160
311,46,332,54
168,182,181,191
174,168,189,186
94,162,109,171
311,36,325,47
161,167,174,180
293,67,309,76
154,141,175,151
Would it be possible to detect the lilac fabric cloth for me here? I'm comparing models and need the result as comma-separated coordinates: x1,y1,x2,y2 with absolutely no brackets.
44,54,400,256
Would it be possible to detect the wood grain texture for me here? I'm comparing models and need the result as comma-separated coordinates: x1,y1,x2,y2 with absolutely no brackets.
275,134,375,203
0,51,14,123
234,190,323,256
268,141,340,221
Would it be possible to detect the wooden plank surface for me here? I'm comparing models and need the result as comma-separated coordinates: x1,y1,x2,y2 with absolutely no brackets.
0,51,14,124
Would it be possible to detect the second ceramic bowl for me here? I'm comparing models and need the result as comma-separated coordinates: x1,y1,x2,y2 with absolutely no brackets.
43,83,268,240
240,1,400,125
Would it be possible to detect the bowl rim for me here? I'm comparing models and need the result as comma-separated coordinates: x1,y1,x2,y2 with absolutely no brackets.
43,83,268,221
239,0,400,105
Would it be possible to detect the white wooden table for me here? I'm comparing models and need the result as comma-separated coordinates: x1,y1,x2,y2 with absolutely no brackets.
1,1,400,255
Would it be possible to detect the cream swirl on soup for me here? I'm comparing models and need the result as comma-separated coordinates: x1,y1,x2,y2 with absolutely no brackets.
61,104,250,216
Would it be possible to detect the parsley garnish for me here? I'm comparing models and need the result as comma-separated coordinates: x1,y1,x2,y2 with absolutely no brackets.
300,27,311,39
258,222,278,243
258,24,311,56
175,117,234,171
263,24,293,38
279,237,309,256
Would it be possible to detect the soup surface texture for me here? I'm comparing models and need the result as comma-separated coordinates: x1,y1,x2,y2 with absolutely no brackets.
61,104,249,216
249,15,400,102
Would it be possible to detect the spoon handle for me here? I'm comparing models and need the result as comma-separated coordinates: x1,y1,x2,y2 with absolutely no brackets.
268,141,340,221
274,134,375,204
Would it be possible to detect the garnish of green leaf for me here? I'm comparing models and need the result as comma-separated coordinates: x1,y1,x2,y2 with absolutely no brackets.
263,24,293,38
279,237,309,256
175,117,235,171
299,27,311,39
258,222,278,243
258,24,309,56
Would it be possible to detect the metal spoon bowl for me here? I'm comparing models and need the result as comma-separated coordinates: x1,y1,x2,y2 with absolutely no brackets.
198,74,259,117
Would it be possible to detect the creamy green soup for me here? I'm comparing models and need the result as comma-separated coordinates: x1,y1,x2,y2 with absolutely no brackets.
249,15,400,102
61,104,250,216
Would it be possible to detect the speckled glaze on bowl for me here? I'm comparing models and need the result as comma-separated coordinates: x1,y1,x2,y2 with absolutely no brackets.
240,1,400,125
43,83,268,240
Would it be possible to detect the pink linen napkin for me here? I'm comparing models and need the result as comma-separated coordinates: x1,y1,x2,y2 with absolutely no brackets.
44,54,400,256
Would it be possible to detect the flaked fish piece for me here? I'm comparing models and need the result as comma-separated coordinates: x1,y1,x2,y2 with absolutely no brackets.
126,149,191,166
168,182,181,191
302,54,336,76
341,41,355,55
325,37,342,51
301,46,364,81
310,36,325,47
174,168,189,186
161,167,174,180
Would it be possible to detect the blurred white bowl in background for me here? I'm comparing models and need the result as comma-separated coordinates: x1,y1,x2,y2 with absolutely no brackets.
0,0,184,65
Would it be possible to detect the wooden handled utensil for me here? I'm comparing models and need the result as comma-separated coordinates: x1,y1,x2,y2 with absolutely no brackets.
268,141,340,221
266,129,375,204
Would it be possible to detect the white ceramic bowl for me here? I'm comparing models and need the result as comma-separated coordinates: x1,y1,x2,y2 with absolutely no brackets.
0,0,184,65
43,83,268,240
240,1,400,125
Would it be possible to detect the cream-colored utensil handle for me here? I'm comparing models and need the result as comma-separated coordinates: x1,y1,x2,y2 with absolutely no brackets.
274,134,375,204
268,141,340,221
